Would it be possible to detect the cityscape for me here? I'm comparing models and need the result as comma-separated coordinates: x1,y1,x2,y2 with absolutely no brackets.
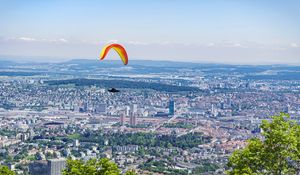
0,59,299,174
1,0,300,174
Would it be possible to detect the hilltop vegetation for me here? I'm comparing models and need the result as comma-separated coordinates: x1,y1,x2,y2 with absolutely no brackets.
63,158,137,175
46,78,199,92
227,113,300,174
79,132,211,149
0,165,14,175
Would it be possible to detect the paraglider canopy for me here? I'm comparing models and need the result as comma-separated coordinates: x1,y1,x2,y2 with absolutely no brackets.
100,43,128,65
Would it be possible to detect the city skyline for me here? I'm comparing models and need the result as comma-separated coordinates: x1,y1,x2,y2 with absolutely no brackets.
0,60,299,174
0,0,300,64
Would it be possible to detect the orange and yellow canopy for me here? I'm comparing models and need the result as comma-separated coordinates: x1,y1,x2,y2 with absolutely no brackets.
99,43,128,65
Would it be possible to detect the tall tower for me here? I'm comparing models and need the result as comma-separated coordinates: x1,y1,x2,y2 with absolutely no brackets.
120,112,125,126
125,106,130,116
169,100,175,116
130,104,137,126
130,115,136,126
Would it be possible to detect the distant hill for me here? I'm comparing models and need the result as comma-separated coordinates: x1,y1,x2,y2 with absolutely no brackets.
0,60,16,67
0,58,299,80
45,78,200,92
64,59,222,68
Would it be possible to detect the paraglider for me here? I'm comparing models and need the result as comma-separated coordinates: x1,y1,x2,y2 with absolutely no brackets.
99,43,128,65
108,88,120,93
99,43,129,92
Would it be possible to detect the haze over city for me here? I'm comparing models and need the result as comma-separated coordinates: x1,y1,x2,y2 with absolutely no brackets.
0,0,300,64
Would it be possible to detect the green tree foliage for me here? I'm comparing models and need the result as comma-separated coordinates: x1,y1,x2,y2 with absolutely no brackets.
124,169,137,175
193,162,219,174
80,132,210,149
46,78,199,92
227,113,300,175
0,165,15,175
140,159,187,175
63,158,137,175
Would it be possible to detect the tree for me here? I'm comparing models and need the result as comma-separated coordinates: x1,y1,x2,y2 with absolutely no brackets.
125,169,137,175
227,113,300,175
63,158,136,175
193,162,219,174
0,165,15,175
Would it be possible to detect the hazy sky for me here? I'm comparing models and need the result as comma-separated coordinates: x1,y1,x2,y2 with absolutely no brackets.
0,0,299,64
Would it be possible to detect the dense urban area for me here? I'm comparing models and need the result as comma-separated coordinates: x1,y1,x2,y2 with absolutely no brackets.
0,59,300,175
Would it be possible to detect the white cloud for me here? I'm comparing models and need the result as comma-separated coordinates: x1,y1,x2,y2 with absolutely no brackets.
49,38,68,43
8,37,69,44
231,43,247,48
106,39,119,44
158,41,171,45
221,41,248,48
206,43,215,47
18,37,37,42
201,41,249,48
290,43,300,48
56,38,68,43
128,41,148,46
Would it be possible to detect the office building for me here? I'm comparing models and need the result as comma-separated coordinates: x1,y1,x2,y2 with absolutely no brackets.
29,161,48,175
130,104,137,126
169,100,175,116
130,114,136,126
120,112,125,126
47,158,66,175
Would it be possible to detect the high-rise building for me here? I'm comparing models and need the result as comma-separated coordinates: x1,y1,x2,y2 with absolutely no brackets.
47,158,66,175
169,100,175,116
130,104,137,126
211,104,218,117
130,104,137,114
120,112,125,126
73,139,80,147
125,106,130,116
130,115,136,126
28,129,35,139
29,160,48,175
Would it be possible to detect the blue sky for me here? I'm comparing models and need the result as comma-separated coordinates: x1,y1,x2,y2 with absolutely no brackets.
0,0,299,64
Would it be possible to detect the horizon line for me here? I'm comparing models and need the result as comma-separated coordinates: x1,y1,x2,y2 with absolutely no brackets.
0,54,299,66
